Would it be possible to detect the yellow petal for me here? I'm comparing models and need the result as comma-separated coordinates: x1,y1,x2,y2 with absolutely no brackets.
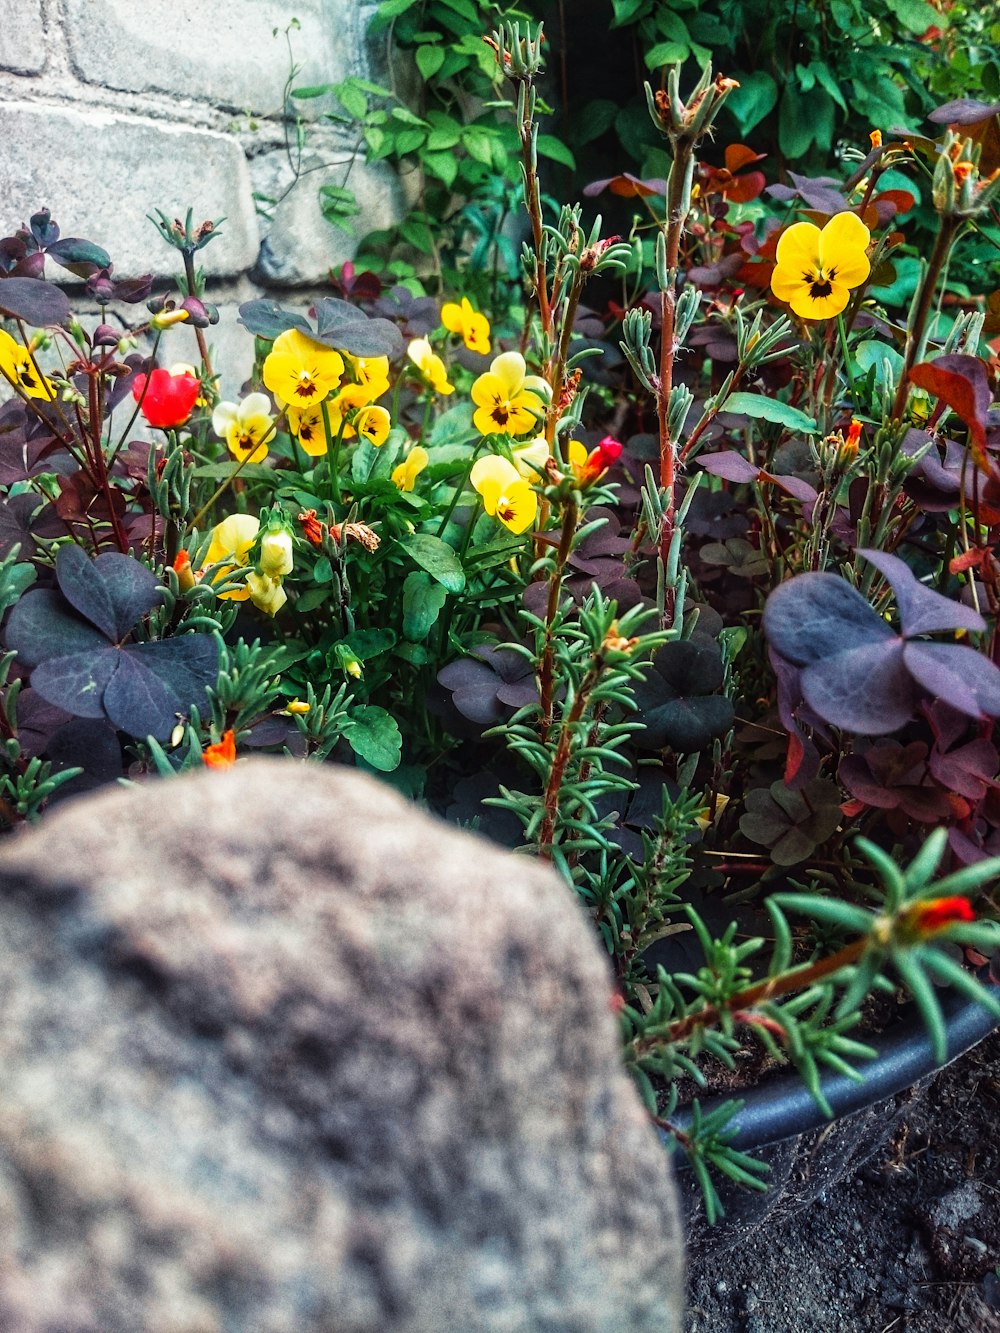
488,351,527,395
819,211,870,265
471,454,521,496
788,280,850,321
774,221,822,275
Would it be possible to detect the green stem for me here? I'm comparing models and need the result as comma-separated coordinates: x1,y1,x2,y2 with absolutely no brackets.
322,401,346,506
836,312,863,418
186,422,277,533
891,216,958,422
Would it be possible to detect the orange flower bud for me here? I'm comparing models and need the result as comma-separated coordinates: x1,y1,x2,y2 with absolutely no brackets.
907,896,975,936
172,548,197,593
298,508,324,546
202,730,237,769
869,129,882,150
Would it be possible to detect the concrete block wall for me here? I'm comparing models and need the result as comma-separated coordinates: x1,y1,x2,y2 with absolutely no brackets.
0,0,403,395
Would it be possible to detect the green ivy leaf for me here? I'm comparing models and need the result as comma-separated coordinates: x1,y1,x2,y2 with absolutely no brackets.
725,71,778,135
536,135,576,170
416,44,445,79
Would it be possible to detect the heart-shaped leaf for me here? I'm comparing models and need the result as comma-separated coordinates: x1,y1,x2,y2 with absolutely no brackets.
860,548,986,637
30,648,121,720
633,640,736,751
237,299,312,341
903,641,1000,719
313,298,404,359
763,573,893,666
5,588,107,665
0,277,72,326
55,544,161,642
800,639,914,734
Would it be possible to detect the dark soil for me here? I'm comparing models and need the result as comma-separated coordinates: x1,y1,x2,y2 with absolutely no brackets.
686,1029,1000,1332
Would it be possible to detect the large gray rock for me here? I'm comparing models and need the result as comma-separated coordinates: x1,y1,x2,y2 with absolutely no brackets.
0,760,684,1332
0,0,45,75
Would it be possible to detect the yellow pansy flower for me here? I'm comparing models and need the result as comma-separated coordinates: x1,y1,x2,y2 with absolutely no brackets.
471,351,549,438
470,454,538,535
346,354,391,403
286,402,339,457
441,296,491,355
211,393,275,462
392,445,429,492
262,328,344,408
0,329,55,399
407,338,454,395
202,513,260,600
770,212,871,320
355,405,391,447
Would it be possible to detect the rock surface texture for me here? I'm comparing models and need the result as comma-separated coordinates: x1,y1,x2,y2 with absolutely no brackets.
0,760,684,1332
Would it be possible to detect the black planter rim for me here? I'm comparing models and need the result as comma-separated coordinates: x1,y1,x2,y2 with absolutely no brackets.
664,978,1000,1159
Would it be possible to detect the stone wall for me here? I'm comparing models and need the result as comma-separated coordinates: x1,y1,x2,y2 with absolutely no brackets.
0,0,404,394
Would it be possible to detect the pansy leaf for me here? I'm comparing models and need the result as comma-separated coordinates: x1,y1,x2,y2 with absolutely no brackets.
859,547,987,637
0,277,72,327
402,571,448,642
124,635,220,710
345,705,402,771
401,532,466,593
903,642,1000,719
30,648,120,720
313,298,404,359
763,572,892,666
102,650,183,739
800,639,914,734
237,299,312,341
5,588,108,666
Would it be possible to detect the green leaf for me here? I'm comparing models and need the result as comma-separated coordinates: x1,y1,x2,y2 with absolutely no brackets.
415,44,445,79
401,532,466,592
884,0,942,33
778,82,813,159
334,82,369,120
570,99,619,147
370,0,419,27
722,393,818,434
291,83,338,99
402,570,448,641
644,41,688,69
191,462,277,482
346,705,402,771
725,71,778,135
462,126,497,165
423,150,458,188
611,0,649,25
536,135,576,170
428,401,474,446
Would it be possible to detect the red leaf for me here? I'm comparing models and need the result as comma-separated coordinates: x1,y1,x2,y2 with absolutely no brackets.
909,354,991,462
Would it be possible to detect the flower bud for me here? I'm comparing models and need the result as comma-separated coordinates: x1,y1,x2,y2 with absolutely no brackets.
246,570,287,616
259,528,294,578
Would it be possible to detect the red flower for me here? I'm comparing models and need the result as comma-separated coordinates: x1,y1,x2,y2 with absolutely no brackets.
908,896,976,936
202,730,236,769
132,367,200,429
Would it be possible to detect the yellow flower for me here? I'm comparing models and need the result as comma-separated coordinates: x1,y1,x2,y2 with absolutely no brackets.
211,393,275,462
285,698,311,714
471,351,549,438
470,454,538,535
286,402,333,457
512,435,550,478
441,296,491,355
392,445,429,492
203,513,260,600
262,328,344,408
355,405,391,447
770,212,871,320
259,529,294,577
407,338,454,395
346,354,391,403
246,570,287,616
0,329,55,399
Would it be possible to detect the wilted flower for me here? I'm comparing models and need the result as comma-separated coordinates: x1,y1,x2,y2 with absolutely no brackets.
132,365,200,428
246,570,287,616
407,337,454,395
263,328,344,407
441,296,491,355
298,508,324,545
470,454,538,534
392,445,429,492
770,212,871,320
471,351,548,437
0,329,55,400
212,393,275,462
